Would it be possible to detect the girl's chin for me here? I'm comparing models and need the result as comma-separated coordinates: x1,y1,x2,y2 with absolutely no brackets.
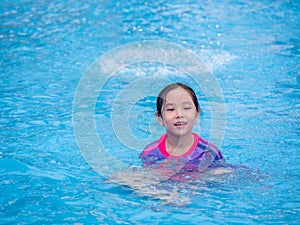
167,131,192,137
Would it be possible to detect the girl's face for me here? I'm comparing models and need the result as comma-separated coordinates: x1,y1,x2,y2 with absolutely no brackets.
156,87,200,138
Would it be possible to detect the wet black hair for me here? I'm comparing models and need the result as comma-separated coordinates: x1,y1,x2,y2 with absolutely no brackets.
156,82,200,118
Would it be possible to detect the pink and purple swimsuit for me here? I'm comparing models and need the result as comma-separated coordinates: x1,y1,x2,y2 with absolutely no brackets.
140,133,223,171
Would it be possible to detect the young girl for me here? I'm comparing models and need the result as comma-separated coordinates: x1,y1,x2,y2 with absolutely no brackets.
109,83,228,205
140,82,224,172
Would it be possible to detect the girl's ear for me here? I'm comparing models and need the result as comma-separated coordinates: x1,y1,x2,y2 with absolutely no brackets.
155,112,164,126
195,108,201,122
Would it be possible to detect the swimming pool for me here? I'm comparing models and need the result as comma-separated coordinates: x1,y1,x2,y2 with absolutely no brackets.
1,0,299,224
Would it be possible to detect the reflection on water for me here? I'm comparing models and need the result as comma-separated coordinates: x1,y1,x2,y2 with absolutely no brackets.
108,162,262,206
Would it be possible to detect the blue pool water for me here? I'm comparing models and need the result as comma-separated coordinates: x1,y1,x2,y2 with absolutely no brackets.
1,0,299,224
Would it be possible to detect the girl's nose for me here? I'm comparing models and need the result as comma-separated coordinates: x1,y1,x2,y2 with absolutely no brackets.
175,109,183,118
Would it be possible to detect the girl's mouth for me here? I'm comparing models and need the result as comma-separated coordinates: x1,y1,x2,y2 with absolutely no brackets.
174,122,187,126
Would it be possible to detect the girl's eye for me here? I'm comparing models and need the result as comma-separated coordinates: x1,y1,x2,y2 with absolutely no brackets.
184,107,192,110
166,108,175,111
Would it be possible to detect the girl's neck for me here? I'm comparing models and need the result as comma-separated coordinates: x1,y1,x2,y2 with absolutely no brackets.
166,133,194,156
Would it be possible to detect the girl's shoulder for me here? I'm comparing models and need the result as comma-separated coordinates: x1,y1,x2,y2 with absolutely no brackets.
194,134,223,160
140,134,166,158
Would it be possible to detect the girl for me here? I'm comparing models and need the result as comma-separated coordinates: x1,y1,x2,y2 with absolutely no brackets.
110,83,229,205
140,82,224,172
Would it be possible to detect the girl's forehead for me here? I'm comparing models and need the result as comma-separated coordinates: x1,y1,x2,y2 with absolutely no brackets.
165,87,193,102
